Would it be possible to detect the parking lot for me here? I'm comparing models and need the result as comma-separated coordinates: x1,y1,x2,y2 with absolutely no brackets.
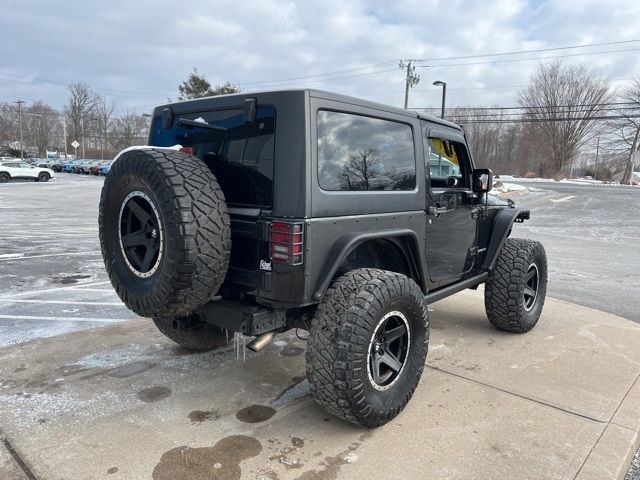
0,174,140,347
1,174,640,479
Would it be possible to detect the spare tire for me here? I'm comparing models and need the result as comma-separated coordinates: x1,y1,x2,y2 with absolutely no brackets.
99,148,231,318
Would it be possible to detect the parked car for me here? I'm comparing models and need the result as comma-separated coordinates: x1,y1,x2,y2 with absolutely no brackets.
73,160,102,174
62,160,82,172
0,161,54,182
90,160,111,175
49,160,64,172
37,159,57,168
100,163,112,176
98,89,547,428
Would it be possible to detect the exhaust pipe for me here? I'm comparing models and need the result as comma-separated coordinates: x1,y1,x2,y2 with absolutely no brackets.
246,331,276,352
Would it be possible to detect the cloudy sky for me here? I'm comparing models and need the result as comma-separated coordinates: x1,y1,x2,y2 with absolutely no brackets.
2,0,640,114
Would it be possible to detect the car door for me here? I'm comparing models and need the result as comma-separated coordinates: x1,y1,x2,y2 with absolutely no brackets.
422,126,480,286
19,163,37,178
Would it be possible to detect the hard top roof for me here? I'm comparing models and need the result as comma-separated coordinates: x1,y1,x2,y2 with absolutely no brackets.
158,88,463,132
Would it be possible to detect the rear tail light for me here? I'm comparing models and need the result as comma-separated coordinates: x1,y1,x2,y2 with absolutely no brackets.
270,221,304,265
180,147,194,155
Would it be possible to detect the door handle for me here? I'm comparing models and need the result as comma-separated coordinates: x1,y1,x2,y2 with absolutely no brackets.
428,203,448,217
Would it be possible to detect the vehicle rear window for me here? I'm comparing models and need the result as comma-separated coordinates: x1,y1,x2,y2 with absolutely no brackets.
150,106,275,208
317,110,416,191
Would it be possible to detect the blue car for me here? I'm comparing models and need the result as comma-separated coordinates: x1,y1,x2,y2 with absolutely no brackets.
100,163,111,176
62,160,80,172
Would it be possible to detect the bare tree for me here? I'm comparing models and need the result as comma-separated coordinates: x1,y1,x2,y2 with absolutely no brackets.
109,111,149,151
609,77,640,183
0,102,18,143
63,83,99,155
519,61,613,179
25,101,61,156
95,96,117,159
339,149,382,190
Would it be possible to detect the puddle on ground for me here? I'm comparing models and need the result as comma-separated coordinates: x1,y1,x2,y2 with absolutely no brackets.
235,404,276,423
271,379,310,408
107,467,119,474
279,345,305,357
136,386,171,403
51,274,91,284
152,434,261,480
189,409,221,424
107,361,154,378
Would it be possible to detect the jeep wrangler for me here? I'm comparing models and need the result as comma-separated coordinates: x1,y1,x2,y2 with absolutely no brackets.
99,89,547,427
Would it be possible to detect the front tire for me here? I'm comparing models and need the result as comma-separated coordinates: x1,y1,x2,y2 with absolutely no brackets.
485,238,548,333
153,316,230,351
306,268,429,427
0,173,9,183
38,172,50,182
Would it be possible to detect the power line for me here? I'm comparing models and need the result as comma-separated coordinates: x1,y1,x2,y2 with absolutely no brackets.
240,61,399,86
428,47,640,68
413,101,639,111
450,115,640,124
423,39,640,62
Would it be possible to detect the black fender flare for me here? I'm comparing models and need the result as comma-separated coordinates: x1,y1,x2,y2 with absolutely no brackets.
312,229,426,301
482,208,530,272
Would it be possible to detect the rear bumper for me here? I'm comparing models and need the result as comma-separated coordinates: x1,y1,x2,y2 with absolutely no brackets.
195,299,286,336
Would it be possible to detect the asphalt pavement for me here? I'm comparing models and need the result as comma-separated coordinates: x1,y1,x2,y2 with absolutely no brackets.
506,181,640,323
0,174,141,347
1,174,639,479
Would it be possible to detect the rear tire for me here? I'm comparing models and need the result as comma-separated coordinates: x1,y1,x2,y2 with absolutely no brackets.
0,173,9,183
99,148,231,319
485,238,547,333
306,268,429,427
153,316,230,351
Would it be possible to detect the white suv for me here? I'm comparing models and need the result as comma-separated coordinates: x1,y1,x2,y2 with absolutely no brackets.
0,161,55,183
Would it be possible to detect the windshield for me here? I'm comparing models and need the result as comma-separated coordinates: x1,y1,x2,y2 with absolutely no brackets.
150,106,275,208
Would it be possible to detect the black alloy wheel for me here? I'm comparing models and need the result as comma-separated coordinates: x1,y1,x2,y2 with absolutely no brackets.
523,264,539,311
118,190,163,278
368,311,411,390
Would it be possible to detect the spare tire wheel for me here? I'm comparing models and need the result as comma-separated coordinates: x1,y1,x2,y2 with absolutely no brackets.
98,148,231,318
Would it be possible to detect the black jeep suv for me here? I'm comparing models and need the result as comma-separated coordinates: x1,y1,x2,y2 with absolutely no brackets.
99,89,547,427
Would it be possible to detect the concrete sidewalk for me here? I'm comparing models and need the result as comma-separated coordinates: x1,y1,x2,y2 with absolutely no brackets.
1,290,639,480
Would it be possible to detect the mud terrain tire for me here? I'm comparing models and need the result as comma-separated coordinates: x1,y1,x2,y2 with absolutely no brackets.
306,268,429,428
99,148,231,319
485,238,547,333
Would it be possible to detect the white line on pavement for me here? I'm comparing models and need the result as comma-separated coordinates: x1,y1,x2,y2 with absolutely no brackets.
69,288,117,293
0,299,124,306
550,195,577,203
0,251,101,261
0,315,121,323
0,281,112,299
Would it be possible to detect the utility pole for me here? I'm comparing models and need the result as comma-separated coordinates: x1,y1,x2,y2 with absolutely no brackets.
81,115,86,158
63,122,68,158
594,136,600,181
14,100,25,160
399,60,422,109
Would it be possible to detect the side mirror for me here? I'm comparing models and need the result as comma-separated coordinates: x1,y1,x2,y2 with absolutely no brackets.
472,168,493,193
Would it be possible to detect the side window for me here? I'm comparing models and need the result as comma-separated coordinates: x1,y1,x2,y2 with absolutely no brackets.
317,110,416,191
425,138,470,189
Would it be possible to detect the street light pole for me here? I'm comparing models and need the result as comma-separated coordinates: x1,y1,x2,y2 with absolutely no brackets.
14,100,25,160
432,81,447,119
